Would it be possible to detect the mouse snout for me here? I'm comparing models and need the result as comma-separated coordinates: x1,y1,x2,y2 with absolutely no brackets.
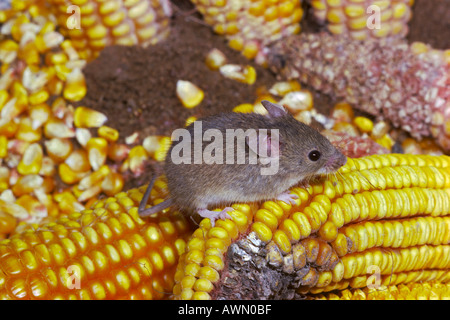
325,152,347,172
337,153,347,167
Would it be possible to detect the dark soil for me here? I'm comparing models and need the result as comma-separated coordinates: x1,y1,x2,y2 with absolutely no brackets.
79,0,449,189
408,0,450,49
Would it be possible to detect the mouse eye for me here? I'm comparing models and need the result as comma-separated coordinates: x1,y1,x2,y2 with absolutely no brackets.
308,150,321,162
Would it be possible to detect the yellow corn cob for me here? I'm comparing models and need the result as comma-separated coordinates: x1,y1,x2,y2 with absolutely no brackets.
308,0,414,40
173,154,450,300
191,0,303,65
0,182,192,300
46,0,172,61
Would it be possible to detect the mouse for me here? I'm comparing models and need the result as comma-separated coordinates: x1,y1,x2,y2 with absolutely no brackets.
138,100,347,226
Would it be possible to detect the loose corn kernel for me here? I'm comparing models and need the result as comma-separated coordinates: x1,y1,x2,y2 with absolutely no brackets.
268,80,302,97
205,48,227,70
279,90,314,113
17,143,43,175
108,143,129,162
58,163,88,185
44,118,75,139
176,80,204,109
354,116,374,133
45,138,73,163
128,146,148,175
98,126,119,142
86,137,108,171
232,103,254,113
63,68,87,101
219,64,256,85
74,107,108,128
65,149,91,172
153,136,171,162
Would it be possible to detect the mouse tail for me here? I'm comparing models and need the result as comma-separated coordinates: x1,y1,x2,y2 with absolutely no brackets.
138,173,158,213
138,170,174,217
139,198,175,217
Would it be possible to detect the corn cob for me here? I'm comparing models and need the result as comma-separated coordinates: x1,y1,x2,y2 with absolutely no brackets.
172,154,450,300
311,281,450,300
46,0,172,61
268,33,450,152
0,182,192,300
307,0,414,40
190,0,303,65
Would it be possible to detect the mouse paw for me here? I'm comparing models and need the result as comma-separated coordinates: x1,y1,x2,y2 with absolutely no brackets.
276,192,299,205
198,207,234,226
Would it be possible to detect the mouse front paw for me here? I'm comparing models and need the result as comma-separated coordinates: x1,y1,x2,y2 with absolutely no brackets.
276,192,299,205
198,207,234,226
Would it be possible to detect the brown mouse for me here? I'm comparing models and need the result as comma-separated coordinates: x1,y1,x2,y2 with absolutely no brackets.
138,101,347,226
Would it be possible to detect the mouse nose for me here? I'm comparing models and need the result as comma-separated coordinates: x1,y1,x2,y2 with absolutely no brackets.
339,154,347,166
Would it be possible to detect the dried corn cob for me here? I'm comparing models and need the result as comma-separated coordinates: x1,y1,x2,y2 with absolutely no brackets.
47,0,172,60
0,182,192,300
172,154,450,300
307,0,414,40
268,33,450,151
190,0,303,65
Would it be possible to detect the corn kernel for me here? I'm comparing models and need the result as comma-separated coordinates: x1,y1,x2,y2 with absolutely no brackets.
98,126,119,142
86,137,108,171
176,80,204,109
74,107,108,128
205,48,227,70
219,64,256,85
63,68,87,102
17,143,43,175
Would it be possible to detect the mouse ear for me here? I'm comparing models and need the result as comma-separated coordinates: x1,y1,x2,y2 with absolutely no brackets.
261,100,288,118
246,129,281,158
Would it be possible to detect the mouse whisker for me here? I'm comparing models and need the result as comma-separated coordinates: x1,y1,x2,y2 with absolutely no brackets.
333,171,344,197
355,170,381,191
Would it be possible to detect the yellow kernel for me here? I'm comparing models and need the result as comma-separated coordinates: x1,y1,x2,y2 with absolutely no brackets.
291,212,312,238
192,291,211,300
208,226,230,244
197,266,220,282
354,116,374,133
98,126,119,142
219,64,256,85
203,254,224,271
215,219,239,240
205,48,227,70
28,90,49,106
17,143,43,175
232,103,254,113
319,221,338,242
273,230,291,254
176,80,204,108
242,42,259,60
74,107,108,128
280,218,301,242
251,221,273,242
86,137,108,171
63,68,87,102
193,278,214,292
228,37,244,51
255,209,279,231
